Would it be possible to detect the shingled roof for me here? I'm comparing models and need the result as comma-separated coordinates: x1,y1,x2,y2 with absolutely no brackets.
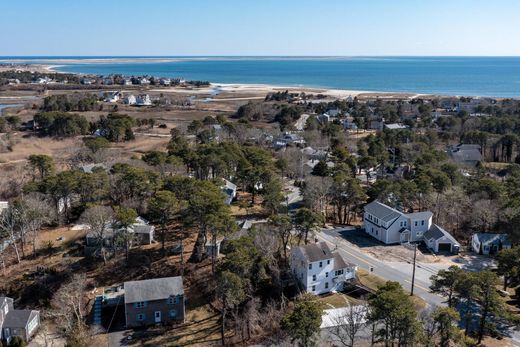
124,276,183,304
298,242,334,262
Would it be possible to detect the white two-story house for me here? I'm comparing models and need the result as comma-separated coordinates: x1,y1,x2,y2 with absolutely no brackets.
290,242,357,295
363,200,460,253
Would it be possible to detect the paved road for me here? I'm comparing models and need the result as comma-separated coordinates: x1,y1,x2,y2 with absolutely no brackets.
318,228,444,307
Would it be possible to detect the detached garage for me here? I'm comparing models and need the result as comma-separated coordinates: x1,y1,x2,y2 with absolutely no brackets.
424,224,460,254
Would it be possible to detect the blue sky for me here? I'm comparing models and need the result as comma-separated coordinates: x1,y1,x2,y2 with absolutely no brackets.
1,0,519,56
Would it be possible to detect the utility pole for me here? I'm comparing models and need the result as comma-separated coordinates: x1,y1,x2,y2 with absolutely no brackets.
410,242,417,296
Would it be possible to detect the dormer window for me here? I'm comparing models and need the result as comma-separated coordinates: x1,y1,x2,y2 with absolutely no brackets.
308,263,312,270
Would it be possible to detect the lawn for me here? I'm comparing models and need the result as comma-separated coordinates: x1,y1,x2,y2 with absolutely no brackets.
317,292,363,308
357,268,386,291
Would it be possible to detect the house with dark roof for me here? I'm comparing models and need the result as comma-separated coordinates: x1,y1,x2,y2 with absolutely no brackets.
124,277,185,328
448,144,482,167
0,297,40,344
363,200,460,254
471,233,512,255
85,216,154,256
290,242,357,295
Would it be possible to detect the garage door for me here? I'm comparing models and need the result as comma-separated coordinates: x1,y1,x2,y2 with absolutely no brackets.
438,243,451,252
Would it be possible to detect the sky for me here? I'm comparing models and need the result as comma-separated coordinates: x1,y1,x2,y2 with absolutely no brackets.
1,0,520,56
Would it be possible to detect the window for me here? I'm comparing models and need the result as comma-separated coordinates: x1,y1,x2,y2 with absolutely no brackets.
167,296,179,305
414,221,418,226
325,282,329,289
308,263,312,270
169,309,177,318
327,260,330,265
325,272,329,278
421,220,425,226
312,274,316,281
135,301,146,309
319,261,323,268
311,285,316,291
404,221,407,226
137,313,145,321
376,230,378,235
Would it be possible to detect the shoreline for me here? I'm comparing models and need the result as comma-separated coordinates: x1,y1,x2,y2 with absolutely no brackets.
1,62,514,100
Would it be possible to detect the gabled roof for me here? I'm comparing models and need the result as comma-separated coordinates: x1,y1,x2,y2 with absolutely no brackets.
124,276,184,304
424,224,459,245
406,211,433,220
474,233,511,246
364,201,403,222
332,252,355,271
298,242,334,262
3,310,39,329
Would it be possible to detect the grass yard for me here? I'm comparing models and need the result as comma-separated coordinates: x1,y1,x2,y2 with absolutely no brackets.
357,269,386,291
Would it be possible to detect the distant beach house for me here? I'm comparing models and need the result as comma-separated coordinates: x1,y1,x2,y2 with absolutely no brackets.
138,77,151,85
136,94,152,106
318,108,342,123
124,94,137,105
104,91,120,103
80,77,94,85
290,242,357,295
471,233,512,255
0,297,40,344
448,144,482,167
120,78,133,86
363,200,460,253
103,77,114,85
384,123,409,130
159,78,171,86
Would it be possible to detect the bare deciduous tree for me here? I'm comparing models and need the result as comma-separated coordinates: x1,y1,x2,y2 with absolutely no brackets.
329,304,368,347
80,205,114,264
51,273,87,334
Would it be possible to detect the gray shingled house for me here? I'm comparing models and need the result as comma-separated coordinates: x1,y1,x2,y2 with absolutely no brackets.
124,277,185,328
0,297,40,344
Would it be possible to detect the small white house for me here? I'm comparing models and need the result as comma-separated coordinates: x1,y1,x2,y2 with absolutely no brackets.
124,94,137,105
222,179,237,205
290,242,357,295
160,78,171,86
0,201,8,214
136,94,152,106
471,233,512,255
104,91,120,103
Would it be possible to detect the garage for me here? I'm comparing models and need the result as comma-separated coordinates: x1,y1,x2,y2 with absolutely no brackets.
438,243,452,252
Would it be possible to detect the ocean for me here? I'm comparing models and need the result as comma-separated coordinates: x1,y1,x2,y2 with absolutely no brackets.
2,56,520,97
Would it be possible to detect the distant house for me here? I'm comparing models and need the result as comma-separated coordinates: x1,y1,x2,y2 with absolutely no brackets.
318,108,342,123
121,78,133,86
124,277,185,328
273,132,306,149
471,233,512,255
448,144,482,167
0,201,7,214
104,91,120,103
159,78,171,86
0,297,40,344
363,200,460,253
222,179,237,205
290,242,357,295
301,147,327,161
136,94,152,106
34,77,52,84
80,77,94,85
343,117,358,130
103,78,114,85
384,123,409,130
139,78,150,85
85,216,155,254
369,120,384,131
124,94,137,105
